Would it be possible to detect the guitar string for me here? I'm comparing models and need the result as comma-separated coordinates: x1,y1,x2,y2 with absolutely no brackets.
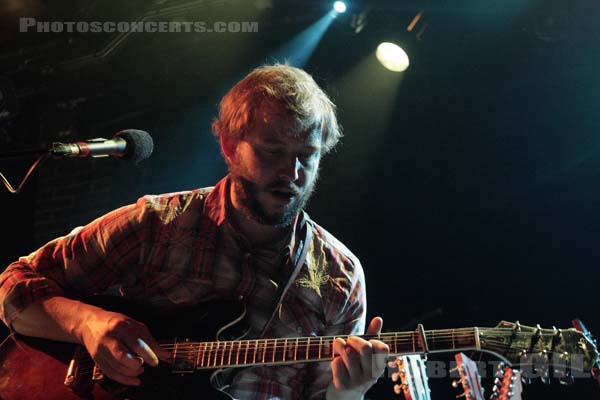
157,337,548,358
76,338,519,362
73,329,572,371
155,327,556,343
73,339,562,373
155,330,565,350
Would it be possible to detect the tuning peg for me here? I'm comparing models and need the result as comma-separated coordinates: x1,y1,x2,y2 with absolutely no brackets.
521,375,532,385
391,371,399,382
514,321,522,332
393,384,403,395
451,379,461,388
450,365,465,373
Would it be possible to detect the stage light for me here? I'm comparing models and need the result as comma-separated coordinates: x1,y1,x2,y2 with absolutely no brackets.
333,1,347,13
375,42,409,72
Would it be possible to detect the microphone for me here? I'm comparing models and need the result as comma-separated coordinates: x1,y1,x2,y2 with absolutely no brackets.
51,129,154,163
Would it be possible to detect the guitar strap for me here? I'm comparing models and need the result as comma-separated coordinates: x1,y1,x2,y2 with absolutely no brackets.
258,212,313,338
213,215,313,391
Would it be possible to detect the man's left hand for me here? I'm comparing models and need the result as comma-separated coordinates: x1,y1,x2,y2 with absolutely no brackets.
327,317,390,400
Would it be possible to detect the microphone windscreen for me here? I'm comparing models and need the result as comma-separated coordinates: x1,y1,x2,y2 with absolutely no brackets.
115,129,154,163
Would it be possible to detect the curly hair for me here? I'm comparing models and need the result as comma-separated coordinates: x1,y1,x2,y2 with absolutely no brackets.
212,64,342,154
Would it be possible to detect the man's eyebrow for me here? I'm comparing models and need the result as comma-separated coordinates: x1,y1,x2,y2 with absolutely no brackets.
262,138,286,145
260,137,321,151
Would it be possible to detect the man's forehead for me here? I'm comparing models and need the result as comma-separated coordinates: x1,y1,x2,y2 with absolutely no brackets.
252,100,322,147
257,126,322,147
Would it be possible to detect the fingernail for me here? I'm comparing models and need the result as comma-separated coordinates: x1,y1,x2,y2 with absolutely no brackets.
137,338,159,366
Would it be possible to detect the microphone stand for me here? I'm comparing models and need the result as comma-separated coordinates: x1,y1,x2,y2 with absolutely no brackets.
0,147,52,195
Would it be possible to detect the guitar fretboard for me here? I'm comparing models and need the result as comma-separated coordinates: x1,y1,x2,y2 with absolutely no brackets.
161,328,480,370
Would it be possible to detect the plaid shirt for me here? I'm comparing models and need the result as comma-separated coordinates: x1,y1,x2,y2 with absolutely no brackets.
0,175,366,399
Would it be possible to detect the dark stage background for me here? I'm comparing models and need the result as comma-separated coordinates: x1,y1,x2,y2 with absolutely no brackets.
1,0,600,398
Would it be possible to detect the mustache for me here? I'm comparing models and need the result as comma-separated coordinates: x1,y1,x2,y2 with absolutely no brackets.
266,182,300,196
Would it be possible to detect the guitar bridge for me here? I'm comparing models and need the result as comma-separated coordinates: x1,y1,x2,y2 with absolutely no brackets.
64,344,95,397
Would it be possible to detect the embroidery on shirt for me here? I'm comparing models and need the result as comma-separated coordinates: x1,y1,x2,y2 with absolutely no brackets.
296,239,329,297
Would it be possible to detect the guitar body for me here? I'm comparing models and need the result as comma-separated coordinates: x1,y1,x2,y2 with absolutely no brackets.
0,296,249,400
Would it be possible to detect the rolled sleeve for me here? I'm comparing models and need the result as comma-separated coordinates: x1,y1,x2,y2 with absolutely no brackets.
0,197,152,329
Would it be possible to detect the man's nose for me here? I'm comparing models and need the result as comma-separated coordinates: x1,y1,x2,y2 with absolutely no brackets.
279,156,301,182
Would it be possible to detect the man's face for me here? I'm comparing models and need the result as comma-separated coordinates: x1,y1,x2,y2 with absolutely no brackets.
227,101,322,227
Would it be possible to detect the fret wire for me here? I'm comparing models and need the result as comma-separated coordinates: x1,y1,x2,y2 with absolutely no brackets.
235,340,241,366
272,338,277,363
210,342,216,367
215,341,220,367
283,338,288,362
208,341,213,367
244,340,249,365
220,341,226,367
199,342,205,367
211,341,217,366
202,342,208,367
253,339,259,364
217,342,227,365
214,342,219,367
318,336,323,359
195,342,201,369
227,340,233,366
173,341,179,364
306,337,310,361
204,342,210,367
294,337,299,361
261,339,267,364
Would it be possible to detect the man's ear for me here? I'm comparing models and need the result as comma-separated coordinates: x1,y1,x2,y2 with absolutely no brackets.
220,134,237,165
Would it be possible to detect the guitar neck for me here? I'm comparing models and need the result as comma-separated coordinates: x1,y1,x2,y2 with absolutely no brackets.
162,327,481,370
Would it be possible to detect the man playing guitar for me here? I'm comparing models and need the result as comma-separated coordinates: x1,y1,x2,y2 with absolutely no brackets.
0,64,389,399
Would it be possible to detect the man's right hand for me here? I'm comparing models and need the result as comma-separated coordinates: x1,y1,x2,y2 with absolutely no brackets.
79,309,169,386
12,296,169,387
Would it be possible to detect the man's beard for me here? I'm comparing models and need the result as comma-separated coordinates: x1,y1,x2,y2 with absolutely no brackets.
230,173,318,227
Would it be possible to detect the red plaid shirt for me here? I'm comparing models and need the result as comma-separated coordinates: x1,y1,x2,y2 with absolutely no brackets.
0,175,366,399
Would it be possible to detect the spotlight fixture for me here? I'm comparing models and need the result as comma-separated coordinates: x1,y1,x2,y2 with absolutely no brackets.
375,42,410,72
333,1,347,13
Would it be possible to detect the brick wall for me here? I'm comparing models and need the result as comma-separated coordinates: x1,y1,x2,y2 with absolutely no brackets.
32,156,149,246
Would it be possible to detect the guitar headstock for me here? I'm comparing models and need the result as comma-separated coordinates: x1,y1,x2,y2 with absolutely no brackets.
453,353,485,400
389,355,431,400
490,362,522,400
479,321,599,379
